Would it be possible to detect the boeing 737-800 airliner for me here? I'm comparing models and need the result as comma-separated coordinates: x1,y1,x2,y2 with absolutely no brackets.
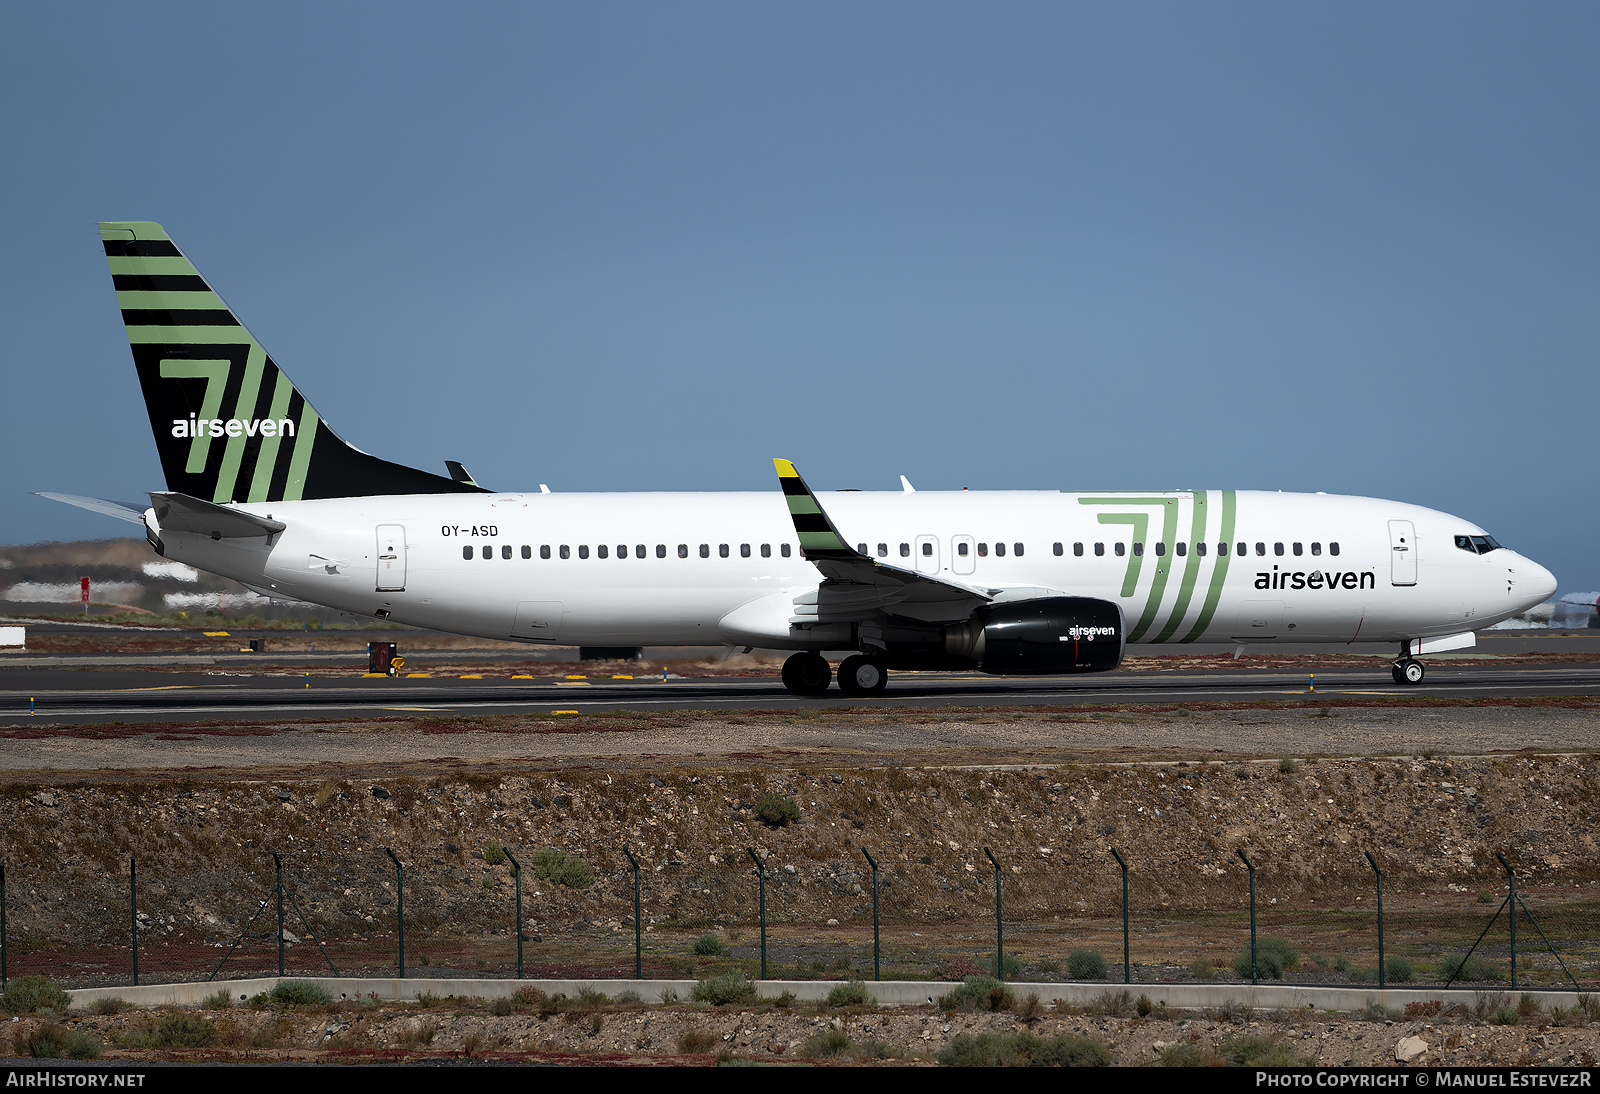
40,222,1557,695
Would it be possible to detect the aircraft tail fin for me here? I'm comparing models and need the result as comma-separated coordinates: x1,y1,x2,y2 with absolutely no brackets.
101,221,483,503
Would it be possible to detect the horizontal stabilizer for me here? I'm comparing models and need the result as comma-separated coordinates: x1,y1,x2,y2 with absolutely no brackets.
34,493,147,524
149,491,286,538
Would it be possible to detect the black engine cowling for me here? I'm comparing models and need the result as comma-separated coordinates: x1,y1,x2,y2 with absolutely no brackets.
974,596,1124,674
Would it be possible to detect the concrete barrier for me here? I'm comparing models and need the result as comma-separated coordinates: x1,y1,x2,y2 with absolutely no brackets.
65,976,1587,1013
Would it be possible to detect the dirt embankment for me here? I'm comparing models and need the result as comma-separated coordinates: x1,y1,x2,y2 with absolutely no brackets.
3,750,1598,957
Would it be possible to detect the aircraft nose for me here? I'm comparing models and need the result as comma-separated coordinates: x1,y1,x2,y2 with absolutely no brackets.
1517,556,1557,607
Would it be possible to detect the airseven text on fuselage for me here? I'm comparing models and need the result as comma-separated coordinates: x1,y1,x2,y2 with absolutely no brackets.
1255,567,1377,591
170,417,295,439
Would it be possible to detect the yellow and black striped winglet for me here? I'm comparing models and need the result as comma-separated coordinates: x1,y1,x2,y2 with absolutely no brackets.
773,459,861,560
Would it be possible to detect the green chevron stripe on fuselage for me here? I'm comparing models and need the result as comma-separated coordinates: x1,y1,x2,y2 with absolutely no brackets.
1079,496,1180,642
1181,489,1236,642
1150,491,1212,643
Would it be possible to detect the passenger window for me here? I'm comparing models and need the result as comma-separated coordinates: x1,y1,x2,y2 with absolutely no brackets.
995,542,1006,557
597,545,608,559
761,543,771,557
618,545,629,558
1329,542,1340,556
719,544,730,558
781,543,792,557
1196,542,1207,557
1095,542,1105,556
1175,542,1186,557
1310,542,1321,556
656,544,666,558
1292,542,1302,556
1273,542,1284,556
740,543,751,558
978,543,988,557
958,542,969,556
1153,542,1165,557
579,545,590,559
502,545,512,559
636,544,646,558
678,544,688,558
899,543,910,557
1255,542,1265,556
541,545,551,559
1236,543,1245,557
462,546,472,560
877,543,887,557
560,545,570,559
699,544,709,558
1114,543,1125,557
1217,542,1227,556
858,543,868,555
481,545,492,560
921,542,933,556
1132,542,1144,557
1014,542,1024,557
521,545,531,559
1070,543,1081,557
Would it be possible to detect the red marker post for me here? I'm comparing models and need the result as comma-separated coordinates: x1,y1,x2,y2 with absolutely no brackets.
80,577,89,618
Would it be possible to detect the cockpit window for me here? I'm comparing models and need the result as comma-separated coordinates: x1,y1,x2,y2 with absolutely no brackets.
1456,534,1503,554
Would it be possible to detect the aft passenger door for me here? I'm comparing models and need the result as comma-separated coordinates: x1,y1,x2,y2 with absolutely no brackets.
1388,520,1417,586
376,525,406,591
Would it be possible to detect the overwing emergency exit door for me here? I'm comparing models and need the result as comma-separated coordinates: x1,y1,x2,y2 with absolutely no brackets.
376,525,406,591
1388,520,1417,586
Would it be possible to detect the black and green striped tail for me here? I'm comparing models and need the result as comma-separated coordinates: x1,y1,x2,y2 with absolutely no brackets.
102,221,483,504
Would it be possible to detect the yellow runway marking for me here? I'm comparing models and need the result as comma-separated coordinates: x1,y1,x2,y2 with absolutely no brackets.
203,631,230,637
405,673,431,678
552,710,580,715
118,684,240,692
556,681,591,687
612,674,634,679
511,674,533,679
459,674,483,679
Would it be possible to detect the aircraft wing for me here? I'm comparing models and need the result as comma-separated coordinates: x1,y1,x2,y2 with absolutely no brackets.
774,458,996,623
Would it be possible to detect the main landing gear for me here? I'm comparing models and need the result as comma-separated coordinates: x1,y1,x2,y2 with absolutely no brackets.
781,651,832,696
780,652,889,696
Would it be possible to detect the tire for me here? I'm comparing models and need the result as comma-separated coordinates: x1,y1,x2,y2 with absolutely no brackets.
781,652,832,696
1391,664,1406,685
1399,659,1425,685
837,654,888,696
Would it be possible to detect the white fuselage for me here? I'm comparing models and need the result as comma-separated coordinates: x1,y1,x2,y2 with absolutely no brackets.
147,487,1556,654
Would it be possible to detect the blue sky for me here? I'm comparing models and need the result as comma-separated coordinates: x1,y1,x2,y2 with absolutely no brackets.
3,3,1597,589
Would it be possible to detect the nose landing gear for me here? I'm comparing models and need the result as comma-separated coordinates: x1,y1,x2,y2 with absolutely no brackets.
1392,657,1425,685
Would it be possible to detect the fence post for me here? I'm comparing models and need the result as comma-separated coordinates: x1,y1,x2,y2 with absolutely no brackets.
1110,848,1130,984
1236,849,1256,985
1497,852,1516,989
272,852,285,978
504,848,523,979
746,849,766,980
130,855,139,986
1363,851,1384,989
984,847,1003,981
383,847,405,978
861,848,880,981
623,846,642,980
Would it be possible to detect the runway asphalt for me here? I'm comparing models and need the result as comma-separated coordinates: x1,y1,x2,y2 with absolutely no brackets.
4,660,1600,725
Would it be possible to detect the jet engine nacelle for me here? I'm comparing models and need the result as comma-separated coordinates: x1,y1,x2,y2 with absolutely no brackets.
953,596,1125,674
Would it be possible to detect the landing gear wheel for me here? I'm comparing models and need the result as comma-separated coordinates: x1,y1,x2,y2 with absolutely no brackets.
781,652,833,696
837,655,888,696
1392,658,1425,685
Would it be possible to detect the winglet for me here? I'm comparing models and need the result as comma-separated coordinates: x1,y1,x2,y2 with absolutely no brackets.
773,459,859,560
